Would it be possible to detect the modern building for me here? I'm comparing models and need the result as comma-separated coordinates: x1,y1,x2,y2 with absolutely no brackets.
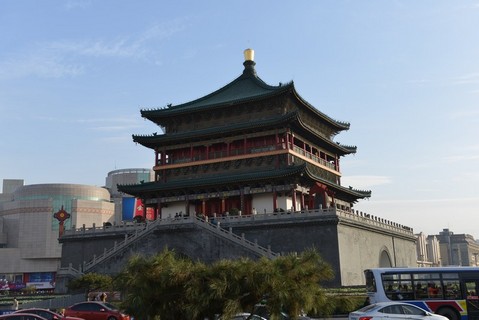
435,228,479,266
0,180,114,293
416,229,479,267
416,232,441,266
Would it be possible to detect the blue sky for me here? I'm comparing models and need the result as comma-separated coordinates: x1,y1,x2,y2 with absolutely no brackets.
1,1,478,239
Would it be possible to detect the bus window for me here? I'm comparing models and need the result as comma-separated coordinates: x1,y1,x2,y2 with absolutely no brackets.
413,273,441,300
382,273,411,300
444,280,461,299
365,270,377,293
427,280,443,299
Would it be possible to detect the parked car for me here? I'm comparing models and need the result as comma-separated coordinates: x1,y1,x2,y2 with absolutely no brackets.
349,302,449,320
64,302,129,320
251,304,310,320
0,313,49,320
227,313,267,320
14,308,83,320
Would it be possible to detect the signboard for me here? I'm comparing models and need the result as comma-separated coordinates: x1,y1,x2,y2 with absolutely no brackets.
122,197,155,220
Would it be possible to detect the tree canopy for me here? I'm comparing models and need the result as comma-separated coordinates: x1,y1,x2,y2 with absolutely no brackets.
115,248,334,320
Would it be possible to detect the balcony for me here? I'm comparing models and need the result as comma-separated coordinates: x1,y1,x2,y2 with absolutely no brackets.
156,142,339,173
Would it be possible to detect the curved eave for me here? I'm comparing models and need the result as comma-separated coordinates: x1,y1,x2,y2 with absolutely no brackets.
291,88,350,132
303,164,371,202
132,111,356,154
117,164,305,197
140,73,293,123
132,112,299,148
294,116,357,155
118,162,370,203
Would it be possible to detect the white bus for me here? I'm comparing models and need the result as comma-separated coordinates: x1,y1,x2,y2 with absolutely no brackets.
364,267,479,320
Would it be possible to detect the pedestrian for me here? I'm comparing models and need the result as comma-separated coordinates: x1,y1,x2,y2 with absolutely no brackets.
100,292,107,302
13,297,19,310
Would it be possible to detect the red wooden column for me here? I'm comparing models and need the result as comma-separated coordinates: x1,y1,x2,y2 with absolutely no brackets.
221,198,226,215
202,200,206,216
157,200,161,220
273,187,278,211
142,199,147,219
240,189,244,214
292,189,297,212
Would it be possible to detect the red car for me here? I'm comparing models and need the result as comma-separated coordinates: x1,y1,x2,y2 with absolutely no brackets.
14,309,83,320
64,302,129,320
0,314,48,320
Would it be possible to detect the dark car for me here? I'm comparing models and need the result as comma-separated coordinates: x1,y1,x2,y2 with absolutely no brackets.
0,313,49,320
14,308,83,320
64,302,129,320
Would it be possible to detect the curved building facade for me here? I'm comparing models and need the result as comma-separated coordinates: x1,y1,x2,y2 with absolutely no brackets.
0,181,114,293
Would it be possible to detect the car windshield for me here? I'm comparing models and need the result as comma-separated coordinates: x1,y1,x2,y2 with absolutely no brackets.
357,304,378,312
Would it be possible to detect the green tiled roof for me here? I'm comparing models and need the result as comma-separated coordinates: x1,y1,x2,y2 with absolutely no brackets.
140,61,350,131
133,111,356,155
117,163,370,202
133,112,296,147
141,62,291,119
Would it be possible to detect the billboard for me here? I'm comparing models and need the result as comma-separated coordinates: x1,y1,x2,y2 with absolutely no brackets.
122,197,155,221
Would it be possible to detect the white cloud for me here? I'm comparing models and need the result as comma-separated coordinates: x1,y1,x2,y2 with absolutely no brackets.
48,38,146,59
0,54,83,79
443,154,479,162
450,72,479,85
64,0,91,10
0,21,187,80
342,175,392,189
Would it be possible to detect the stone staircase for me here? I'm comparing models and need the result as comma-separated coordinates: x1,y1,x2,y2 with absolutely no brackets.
81,215,279,273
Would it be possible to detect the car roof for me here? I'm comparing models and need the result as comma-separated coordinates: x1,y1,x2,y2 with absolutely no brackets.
0,313,49,320
358,302,417,310
16,309,54,313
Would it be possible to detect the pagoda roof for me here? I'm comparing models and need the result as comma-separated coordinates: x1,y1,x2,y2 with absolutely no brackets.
140,59,350,131
133,111,356,155
117,163,370,203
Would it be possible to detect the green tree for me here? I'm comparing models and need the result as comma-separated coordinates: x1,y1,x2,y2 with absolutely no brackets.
116,248,334,320
116,250,196,320
261,248,334,319
68,273,113,299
